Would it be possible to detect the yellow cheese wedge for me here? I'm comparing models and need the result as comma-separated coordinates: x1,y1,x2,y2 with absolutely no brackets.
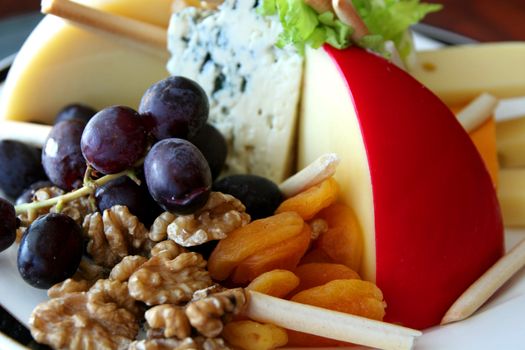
411,43,525,107
0,0,172,123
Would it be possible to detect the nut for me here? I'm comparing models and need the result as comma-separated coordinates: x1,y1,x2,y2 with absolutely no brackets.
109,255,148,282
192,284,227,301
83,206,152,267
150,240,187,260
149,212,176,242
30,292,139,350
185,288,247,338
145,304,191,339
129,337,200,350
167,192,250,247
48,278,91,299
88,278,142,317
128,252,212,305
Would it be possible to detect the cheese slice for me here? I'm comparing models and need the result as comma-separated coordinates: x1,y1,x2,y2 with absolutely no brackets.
166,0,304,183
411,43,525,107
0,0,173,123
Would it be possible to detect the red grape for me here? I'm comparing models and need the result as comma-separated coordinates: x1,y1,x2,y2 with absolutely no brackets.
0,198,17,252
42,119,86,190
144,138,212,214
139,76,209,140
189,124,227,180
17,213,83,289
54,103,96,125
81,106,147,174
0,140,47,198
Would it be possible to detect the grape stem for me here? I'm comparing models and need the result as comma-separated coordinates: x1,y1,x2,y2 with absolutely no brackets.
14,170,131,215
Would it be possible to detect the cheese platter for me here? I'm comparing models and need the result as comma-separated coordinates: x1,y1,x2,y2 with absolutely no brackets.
1,0,525,349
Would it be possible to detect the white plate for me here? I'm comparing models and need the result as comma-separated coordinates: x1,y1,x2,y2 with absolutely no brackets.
1,30,525,349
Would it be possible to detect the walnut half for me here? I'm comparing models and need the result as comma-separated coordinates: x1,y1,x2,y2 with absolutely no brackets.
128,252,212,305
185,288,247,338
150,192,250,247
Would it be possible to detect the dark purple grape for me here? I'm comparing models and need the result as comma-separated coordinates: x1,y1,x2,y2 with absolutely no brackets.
213,175,283,220
42,119,87,190
0,140,47,198
17,213,83,289
81,106,147,174
189,124,227,180
95,176,163,227
139,76,209,140
144,138,211,214
15,180,54,205
54,103,97,125
0,198,17,252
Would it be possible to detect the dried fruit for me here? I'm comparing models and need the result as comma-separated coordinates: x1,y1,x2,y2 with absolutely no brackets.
314,203,363,271
293,263,360,293
246,269,300,298
231,224,311,284
275,177,339,220
208,212,304,281
291,279,386,321
222,320,288,350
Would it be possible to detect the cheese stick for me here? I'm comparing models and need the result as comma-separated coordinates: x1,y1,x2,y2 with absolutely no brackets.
246,291,421,350
0,121,51,147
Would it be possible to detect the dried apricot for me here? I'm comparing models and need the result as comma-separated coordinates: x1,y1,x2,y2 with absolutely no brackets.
222,320,288,350
208,212,304,280
315,203,363,271
275,178,339,220
286,330,351,347
246,270,300,298
290,279,385,321
293,263,360,293
231,224,311,284
298,248,334,265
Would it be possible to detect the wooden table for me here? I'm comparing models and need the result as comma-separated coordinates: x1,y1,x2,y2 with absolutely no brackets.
1,0,525,42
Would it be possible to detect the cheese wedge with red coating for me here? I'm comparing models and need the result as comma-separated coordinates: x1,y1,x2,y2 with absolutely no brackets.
298,46,504,329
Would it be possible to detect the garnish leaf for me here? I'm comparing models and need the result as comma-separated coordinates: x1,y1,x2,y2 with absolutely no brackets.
259,0,442,58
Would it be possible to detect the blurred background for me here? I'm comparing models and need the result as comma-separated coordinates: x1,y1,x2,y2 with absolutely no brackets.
1,0,525,42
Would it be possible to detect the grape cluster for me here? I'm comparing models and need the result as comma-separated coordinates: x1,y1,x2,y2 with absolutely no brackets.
1,75,285,292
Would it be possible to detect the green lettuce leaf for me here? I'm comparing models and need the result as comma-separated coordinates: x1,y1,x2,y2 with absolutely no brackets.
259,0,442,58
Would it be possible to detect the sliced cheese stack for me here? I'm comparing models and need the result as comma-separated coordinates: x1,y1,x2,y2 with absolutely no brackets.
0,0,173,123
410,43,525,107
166,0,303,183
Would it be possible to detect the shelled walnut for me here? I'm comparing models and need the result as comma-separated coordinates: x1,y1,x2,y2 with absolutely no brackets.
129,337,231,350
150,240,187,260
109,255,148,282
128,252,212,305
145,304,191,339
83,205,152,267
30,288,139,350
149,192,250,247
185,288,247,338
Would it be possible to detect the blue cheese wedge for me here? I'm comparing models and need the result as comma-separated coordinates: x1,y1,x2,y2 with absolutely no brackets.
167,0,304,183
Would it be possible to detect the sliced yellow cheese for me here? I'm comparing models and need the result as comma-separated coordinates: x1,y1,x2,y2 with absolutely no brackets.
496,115,525,168
298,47,376,281
0,0,172,123
411,43,525,106
498,168,525,227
